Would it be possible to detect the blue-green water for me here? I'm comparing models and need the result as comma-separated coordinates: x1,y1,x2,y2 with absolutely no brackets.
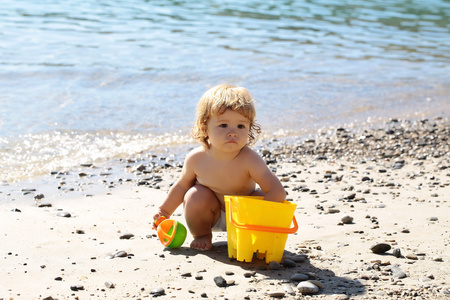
1,0,449,181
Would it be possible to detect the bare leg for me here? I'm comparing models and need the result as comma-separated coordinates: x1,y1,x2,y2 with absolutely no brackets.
184,185,221,251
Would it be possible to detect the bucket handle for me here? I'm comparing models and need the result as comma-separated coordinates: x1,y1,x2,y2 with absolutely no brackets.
228,198,298,234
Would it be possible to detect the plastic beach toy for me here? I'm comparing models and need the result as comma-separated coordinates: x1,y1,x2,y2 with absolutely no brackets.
154,216,187,248
225,196,298,263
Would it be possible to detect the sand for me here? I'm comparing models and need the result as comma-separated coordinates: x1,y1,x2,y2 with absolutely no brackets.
1,117,449,299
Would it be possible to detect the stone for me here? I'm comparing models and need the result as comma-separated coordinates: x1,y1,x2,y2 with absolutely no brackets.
119,233,134,239
267,291,285,297
269,261,281,270
57,211,71,218
297,281,319,294
283,284,295,295
341,215,354,224
34,194,45,200
113,251,128,258
370,243,391,254
290,273,309,282
308,280,323,289
281,259,296,268
393,248,402,258
214,275,227,287
150,287,165,296
406,253,418,260
391,266,407,279
105,281,115,288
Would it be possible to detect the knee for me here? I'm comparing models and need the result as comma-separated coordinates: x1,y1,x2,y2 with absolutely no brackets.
184,185,217,212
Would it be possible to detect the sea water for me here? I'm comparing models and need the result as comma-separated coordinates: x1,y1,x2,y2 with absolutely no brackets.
1,0,449,182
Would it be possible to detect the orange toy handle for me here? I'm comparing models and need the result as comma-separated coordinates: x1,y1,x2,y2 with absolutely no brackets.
153,216,166,227
228,198,298,234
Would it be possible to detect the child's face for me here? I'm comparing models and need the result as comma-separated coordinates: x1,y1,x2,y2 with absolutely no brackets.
206,109,250,153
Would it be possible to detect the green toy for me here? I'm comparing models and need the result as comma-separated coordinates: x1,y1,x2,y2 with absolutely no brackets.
154,216,187,248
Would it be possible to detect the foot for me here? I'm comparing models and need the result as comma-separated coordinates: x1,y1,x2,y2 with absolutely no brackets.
190,233,213,251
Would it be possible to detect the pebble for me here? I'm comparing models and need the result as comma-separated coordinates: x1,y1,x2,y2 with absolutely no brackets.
391,266,407,279
267,291,285,297
150,287,165,296
290,273,309,282
56,211,71,218
406,253,418,260
370,243,391,254
119,233,134,239
341,215,354,224
104,281,115,288
297,281,319,294
393,248,402,258
113,250,128,258
268,261,281,270
283,284,295,295
214,275,227,287
244,271,256,277
287,254,307,263
34,194,45,200
308,280,323,289
70,285,84,291
281,259,296,268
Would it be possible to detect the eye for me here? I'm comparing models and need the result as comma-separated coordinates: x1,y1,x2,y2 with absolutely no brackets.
238,124,246,129
219,124,228,128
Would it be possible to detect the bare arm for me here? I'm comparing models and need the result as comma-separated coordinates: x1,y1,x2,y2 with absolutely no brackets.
152,150,197,225
246,148,286,203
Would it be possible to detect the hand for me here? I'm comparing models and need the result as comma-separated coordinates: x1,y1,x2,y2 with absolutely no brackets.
152,209,170,230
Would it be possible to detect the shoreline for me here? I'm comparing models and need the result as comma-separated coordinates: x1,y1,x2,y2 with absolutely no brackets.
1,117,449,299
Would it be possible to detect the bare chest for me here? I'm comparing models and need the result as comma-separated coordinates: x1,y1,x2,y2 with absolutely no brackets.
195,160,254,196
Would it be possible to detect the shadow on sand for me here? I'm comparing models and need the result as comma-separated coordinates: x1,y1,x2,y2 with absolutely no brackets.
164,240,366,298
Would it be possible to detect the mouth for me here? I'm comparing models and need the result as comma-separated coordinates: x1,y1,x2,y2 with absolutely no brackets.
227,140,237,144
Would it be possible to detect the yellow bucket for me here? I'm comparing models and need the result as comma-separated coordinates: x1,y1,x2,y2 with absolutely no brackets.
224,195,298,263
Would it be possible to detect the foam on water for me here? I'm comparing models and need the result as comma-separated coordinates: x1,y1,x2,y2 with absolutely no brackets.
0,130,192,182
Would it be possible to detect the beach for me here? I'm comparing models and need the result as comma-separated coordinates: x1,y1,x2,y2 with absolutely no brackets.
1,117,448,299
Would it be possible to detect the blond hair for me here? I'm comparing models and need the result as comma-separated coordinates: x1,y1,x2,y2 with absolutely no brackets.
192,84,261,148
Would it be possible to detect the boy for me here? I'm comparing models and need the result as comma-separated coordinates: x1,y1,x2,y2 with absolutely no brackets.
152,84,286,251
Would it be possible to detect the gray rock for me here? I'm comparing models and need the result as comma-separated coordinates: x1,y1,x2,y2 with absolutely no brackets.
105,281,115,288
290,273,309,282
297,281,319,295
282,259,296,268
341,215,354,224
391,266,407,279
283,284,295,295
269,261,281,270
288,254,307,263
393,248,402,258
214,275,227,287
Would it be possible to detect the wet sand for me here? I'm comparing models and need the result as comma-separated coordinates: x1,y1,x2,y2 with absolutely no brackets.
1,117,449,299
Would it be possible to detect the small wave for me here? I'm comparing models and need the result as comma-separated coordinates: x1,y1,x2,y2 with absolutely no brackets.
0,130,193,183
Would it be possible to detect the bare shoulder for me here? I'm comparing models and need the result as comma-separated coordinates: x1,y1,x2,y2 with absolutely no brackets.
184,146,208,166
186,146,206,159
238,146,265,164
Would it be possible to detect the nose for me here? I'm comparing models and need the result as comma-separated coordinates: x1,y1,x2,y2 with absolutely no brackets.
228,131,237,138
